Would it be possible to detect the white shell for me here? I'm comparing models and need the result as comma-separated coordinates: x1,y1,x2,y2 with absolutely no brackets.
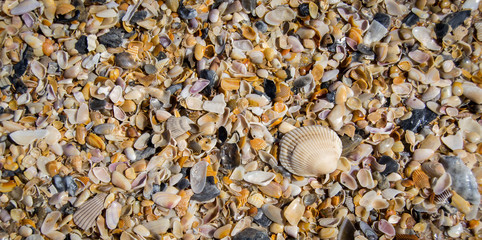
73,193,107,230
279,126,342,177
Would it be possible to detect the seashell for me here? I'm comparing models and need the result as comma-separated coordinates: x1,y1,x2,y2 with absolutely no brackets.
203,94,226,114
372,198,389,209
441,134,463,151
283,197,304,226
41,211,61,234
432,189,452,204
340,172,357,190
412,149,434,162
433,172,451,195
243,171,275,186
279,126,342,177
261,204,283,224
9,129,48,145
247,193,264,208
359,190,377,208
190,161,208,194
111,171,131,190
440,156,480,206
357,169,375,189
421,162,445,178
10,0,42,15
462,83,482,104
73,193,107,230
412,27,441,51
319,227,338,239
264,6,296,26
153,192,181,209
106,201,122,230
378,219,395,237
30,60,46,80
55,3,74,15
92,167,110,183
165,116,193,139
412,170,430,189
258,181,282,198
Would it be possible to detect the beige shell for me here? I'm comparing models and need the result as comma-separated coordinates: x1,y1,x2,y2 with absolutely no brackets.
279,126,342,177
73,193,107,230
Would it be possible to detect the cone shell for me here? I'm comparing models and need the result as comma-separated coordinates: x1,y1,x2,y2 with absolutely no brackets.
73,193,107,230
279,126,342,177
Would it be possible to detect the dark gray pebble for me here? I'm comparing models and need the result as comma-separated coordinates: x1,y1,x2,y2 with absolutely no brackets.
89,98,107,110
98,28,124,48
402,12,419,27
75,35,88,54
144,64,157,75
378,156,399,176
175,178,190,190
191,176,220,202
241,0,256,11
53,175,66,192
130,10,147,24
442,10,471,29
254,21,268,33
435,23,449,39
217,126,228,143
219,143,240,170
359,221,378,240
64,175,77,196
178,6,197,20
399,108,437,133
298,3,309,17
253,210,272,227
373,13,391,29
232,228,270,240
135,147,156,161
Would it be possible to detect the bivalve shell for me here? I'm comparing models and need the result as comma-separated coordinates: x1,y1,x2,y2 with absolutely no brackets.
279,126,342,177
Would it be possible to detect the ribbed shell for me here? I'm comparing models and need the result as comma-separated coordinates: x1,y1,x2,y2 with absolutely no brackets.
73,193,107,230
279,126,342,177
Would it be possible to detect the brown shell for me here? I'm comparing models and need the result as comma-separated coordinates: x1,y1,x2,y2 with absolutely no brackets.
279,126,342,177
412,170,430,189
73,193,108,230
395,234,420,240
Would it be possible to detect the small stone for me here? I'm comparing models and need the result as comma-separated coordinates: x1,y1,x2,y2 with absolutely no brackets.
175,178,190,190
378,156,399,176
253,209,272,227
241,0,256,11
298,3,309,17
232,228,270,240
75,35,88,54
220,143,240,170
435,23,449,39
178,6,197,20
64,175,77,196
191,176,220,202
52,175,65,192
98,28,124,48
218,126,228,143
135,147,156,161
254,21,268,33
89,99,107,110
399,108,437,133
263,79,276,100
130,11,147,24
442,10,471,29
402,12,419,27
373,13,391,29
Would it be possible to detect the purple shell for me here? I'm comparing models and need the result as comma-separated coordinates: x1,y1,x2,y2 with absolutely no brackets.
378,219,395,237
90,149,104,163
365,123,394,134
190,79,211,94
21,13,34,28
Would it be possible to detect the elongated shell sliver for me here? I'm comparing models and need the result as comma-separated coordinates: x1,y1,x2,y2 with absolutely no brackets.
279,126,342,177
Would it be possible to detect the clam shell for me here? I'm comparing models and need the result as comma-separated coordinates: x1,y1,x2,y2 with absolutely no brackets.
412,170,430,189
73,193,107,230
243,171,275,186
165,116,193,139
279,126,342,177
433,172,451,195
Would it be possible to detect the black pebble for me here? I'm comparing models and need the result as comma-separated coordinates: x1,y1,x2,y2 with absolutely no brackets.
232,228,270,240
2,170,16,178
402,12,419,27
378,156,399,176
219,143,240,170
434,23,449,40
60,202,76,215
157,51,167,60
130,11,147,24
98,28,124,48
191,176,220,202
373,13,391,29
89,98,107,110
199,69,216,96
135,147,156,161
254,21,268,33
241,0,256,12
75,35,89,54
263,79,276,100
175,178,190,190
64,176,77,196
218,126,228,144
442,10,471,29
152,184,162,195
253,210,272,227
178,6,198,20
298,3,310,17
399,108,437,133
325,92,335,103
52,175,66,192
180,167,190,177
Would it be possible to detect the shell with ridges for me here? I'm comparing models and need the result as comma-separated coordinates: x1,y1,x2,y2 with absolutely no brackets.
279,126,342,177
73,193,107,230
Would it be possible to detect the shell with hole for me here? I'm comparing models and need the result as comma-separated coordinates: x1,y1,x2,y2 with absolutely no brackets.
279,126,342,177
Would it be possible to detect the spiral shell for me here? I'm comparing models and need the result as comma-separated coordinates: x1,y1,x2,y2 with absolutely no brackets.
279,126,342,177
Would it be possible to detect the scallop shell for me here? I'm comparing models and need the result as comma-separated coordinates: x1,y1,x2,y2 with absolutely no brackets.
73,193,107,230
412,170,430,189
279,126,342,177
165,116,193,139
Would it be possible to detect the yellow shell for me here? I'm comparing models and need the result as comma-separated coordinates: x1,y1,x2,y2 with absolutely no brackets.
279,126,342,177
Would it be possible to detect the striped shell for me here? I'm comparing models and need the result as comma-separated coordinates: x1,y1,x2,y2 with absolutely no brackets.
73,193,107,230
279,126,342,177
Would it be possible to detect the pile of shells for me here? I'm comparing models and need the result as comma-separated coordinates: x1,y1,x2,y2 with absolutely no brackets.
0,0,481,239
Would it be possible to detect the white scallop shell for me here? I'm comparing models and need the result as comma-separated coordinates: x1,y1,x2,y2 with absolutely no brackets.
279,126,342,177
73,193,107,230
